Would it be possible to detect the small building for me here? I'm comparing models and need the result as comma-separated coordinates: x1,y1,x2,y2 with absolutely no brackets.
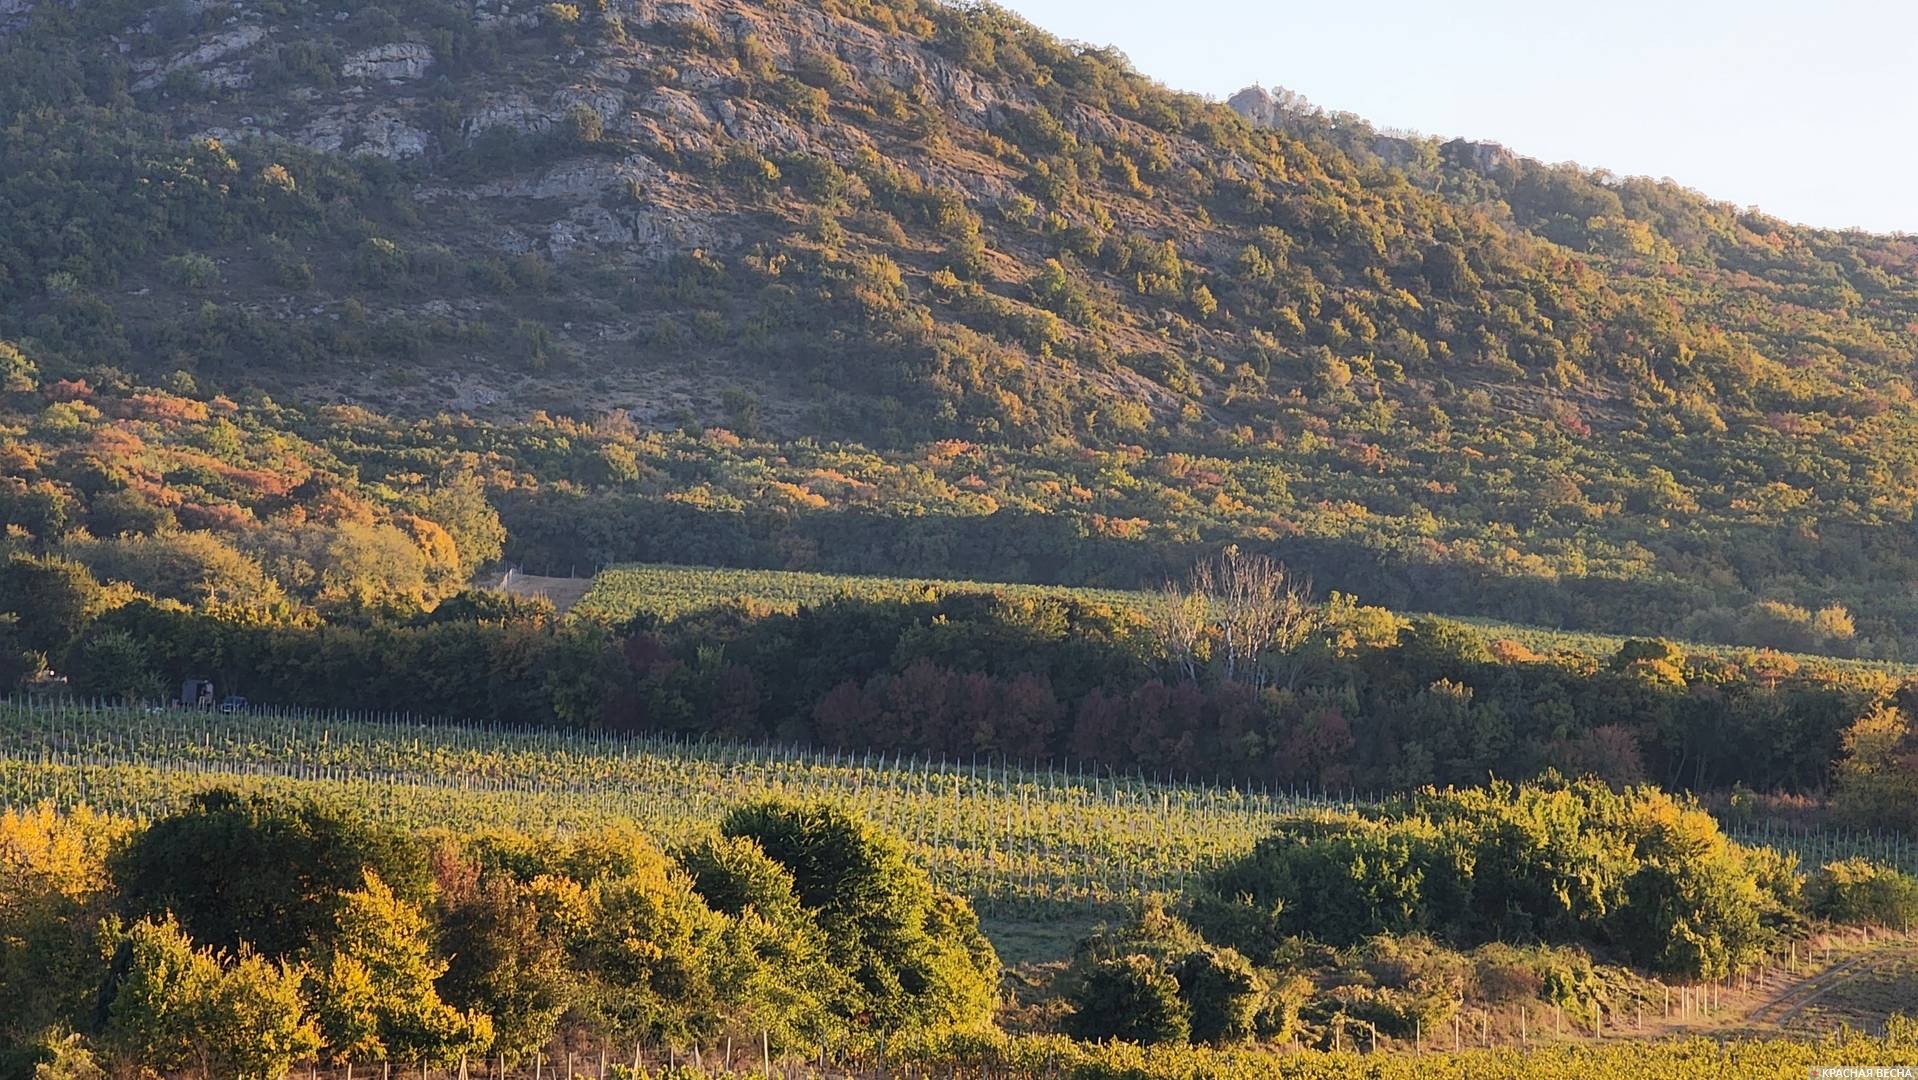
181,679,216,708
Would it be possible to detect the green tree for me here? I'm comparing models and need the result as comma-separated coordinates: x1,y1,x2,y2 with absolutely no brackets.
720,802,998,1034
679,834,851,1050
111,790,430,960
0,341,35,393
105,916,320,1080
62,628,162,703
1808,858,1918,930
104,916,221,1076
435,870,569,1060
207,951,324,1080
422,473,507,574
311,871,493,1064
1832,705,1918,832
0,806,128,1050
0,555,105,657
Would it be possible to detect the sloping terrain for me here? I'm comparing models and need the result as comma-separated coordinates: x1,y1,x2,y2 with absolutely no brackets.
7,0,1918,648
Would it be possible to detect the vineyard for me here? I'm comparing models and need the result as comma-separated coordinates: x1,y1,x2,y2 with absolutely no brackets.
4,698,1915,913
574,564,1918,677
77,1027,1915,1080
569,563,1146,622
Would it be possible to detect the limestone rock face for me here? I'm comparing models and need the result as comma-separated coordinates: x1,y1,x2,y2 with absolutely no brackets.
342,42,435,82
0,0,38,34
94,0,1040,269
296,108,435,160
131,24,267,91
1225,86,1280,126
8,0,1071,415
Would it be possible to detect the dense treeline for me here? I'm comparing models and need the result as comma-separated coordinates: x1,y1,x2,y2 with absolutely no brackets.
616,583,1908,800
0,792,996,1079
11,543,1915,825
5,367,1892,658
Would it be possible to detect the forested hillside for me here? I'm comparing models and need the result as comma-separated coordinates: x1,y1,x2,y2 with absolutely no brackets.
6,0,1918,652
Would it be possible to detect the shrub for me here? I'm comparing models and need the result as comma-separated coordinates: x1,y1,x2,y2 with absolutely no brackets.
568,103,604,146
1065,901,1260,1046
25,1030,103,1080
1068,954,1189,1045
793,48,854,93
513,320,556,371
1196,781,1784,978
104,916,320,1080
720,143,781,192
1174,946,1263,1045
355,238,409,288
163,253,220,290
1028,259,1096,326
263,237,314,291
1809,859,1918,930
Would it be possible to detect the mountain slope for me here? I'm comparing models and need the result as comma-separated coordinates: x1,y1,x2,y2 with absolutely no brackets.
5,0,1918,652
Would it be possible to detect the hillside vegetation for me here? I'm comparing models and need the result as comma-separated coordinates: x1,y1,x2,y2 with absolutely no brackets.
4,0,1918,652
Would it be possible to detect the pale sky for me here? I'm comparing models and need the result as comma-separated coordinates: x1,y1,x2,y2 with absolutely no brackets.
997,0,1918,234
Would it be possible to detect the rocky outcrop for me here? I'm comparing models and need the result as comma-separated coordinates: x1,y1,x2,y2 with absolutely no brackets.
131,23,266,91
1440,137,1519,177
296,108,434,160
547,203,727,259
342,42,435,82
37,0,1066,282
0,0,38,35
463,92,569,139
431,156,670,201
1229,83,1521,182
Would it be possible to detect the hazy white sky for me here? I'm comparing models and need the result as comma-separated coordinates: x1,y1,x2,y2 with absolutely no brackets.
997,0,1918,234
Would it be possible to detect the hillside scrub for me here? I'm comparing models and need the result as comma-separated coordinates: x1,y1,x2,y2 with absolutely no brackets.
5,0,1918,655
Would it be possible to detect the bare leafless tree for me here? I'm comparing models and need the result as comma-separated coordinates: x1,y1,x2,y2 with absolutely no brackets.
1197,548,1316,687
1147,549,1318,686
1147,580,1210,681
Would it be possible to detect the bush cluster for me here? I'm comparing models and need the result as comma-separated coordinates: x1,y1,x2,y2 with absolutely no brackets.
0,794,998,1076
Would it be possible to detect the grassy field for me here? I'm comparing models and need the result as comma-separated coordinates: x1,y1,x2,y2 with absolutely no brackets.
574,563,1918,675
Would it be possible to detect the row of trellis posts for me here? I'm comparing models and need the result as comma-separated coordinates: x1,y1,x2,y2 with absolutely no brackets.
7,696,1918,884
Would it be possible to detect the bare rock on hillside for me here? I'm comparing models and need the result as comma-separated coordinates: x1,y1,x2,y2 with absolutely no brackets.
0,0,39,34
132,24,266,91
342,42,435,82
297,108,434,160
